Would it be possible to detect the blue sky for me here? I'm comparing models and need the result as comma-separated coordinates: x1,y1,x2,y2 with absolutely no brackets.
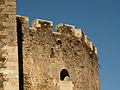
17,0,120,90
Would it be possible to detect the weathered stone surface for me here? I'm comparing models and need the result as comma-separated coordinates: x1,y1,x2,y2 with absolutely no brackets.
0,0,100,90
0,0,19,90
16,16,100,90
0,0,5,5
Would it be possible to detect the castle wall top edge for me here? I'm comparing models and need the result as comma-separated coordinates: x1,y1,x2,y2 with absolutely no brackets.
16,15,29,21
16,15,97,54
32,19,53,28
56,23,76,29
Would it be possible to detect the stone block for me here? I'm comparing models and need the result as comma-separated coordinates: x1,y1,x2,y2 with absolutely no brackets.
58,81,74,90
73,29,85,38
32,19,53,28
84,35,90,46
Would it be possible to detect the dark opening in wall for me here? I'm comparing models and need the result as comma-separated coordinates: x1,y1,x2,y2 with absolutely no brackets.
90,53,93,59
56,39,62,45
50,48,55,58
17,18,24,90
60,69,70,81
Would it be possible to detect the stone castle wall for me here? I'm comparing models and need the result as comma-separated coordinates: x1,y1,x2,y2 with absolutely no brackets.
0,0,100,90
17,16,100,90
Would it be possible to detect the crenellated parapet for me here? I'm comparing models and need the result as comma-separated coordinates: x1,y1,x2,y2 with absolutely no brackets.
55,23,97,54
56,24,85,39
73,29,85,38
84,35,97,54
16,15,97,55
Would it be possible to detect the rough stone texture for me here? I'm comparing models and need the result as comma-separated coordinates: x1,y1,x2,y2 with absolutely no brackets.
16,16,100,90
0,0,19,90
0,0,100,90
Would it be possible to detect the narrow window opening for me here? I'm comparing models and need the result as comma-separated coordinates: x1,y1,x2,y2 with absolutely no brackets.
60,69,70,81
17,18,24,90
50,48,55,58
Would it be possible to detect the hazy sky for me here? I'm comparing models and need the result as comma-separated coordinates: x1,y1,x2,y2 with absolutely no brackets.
17,0,120,90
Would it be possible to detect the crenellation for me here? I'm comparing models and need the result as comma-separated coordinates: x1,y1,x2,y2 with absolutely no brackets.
56,23,75,36
32,19,53,28
16,15,29,28
16,16,97,55
73,28,85,38
58,23,75,29
84,36,98,54
90,41,94,51
84,35,90,46
95,47,98,54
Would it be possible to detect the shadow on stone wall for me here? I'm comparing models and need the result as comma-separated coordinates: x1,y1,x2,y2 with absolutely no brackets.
17,18,24,90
